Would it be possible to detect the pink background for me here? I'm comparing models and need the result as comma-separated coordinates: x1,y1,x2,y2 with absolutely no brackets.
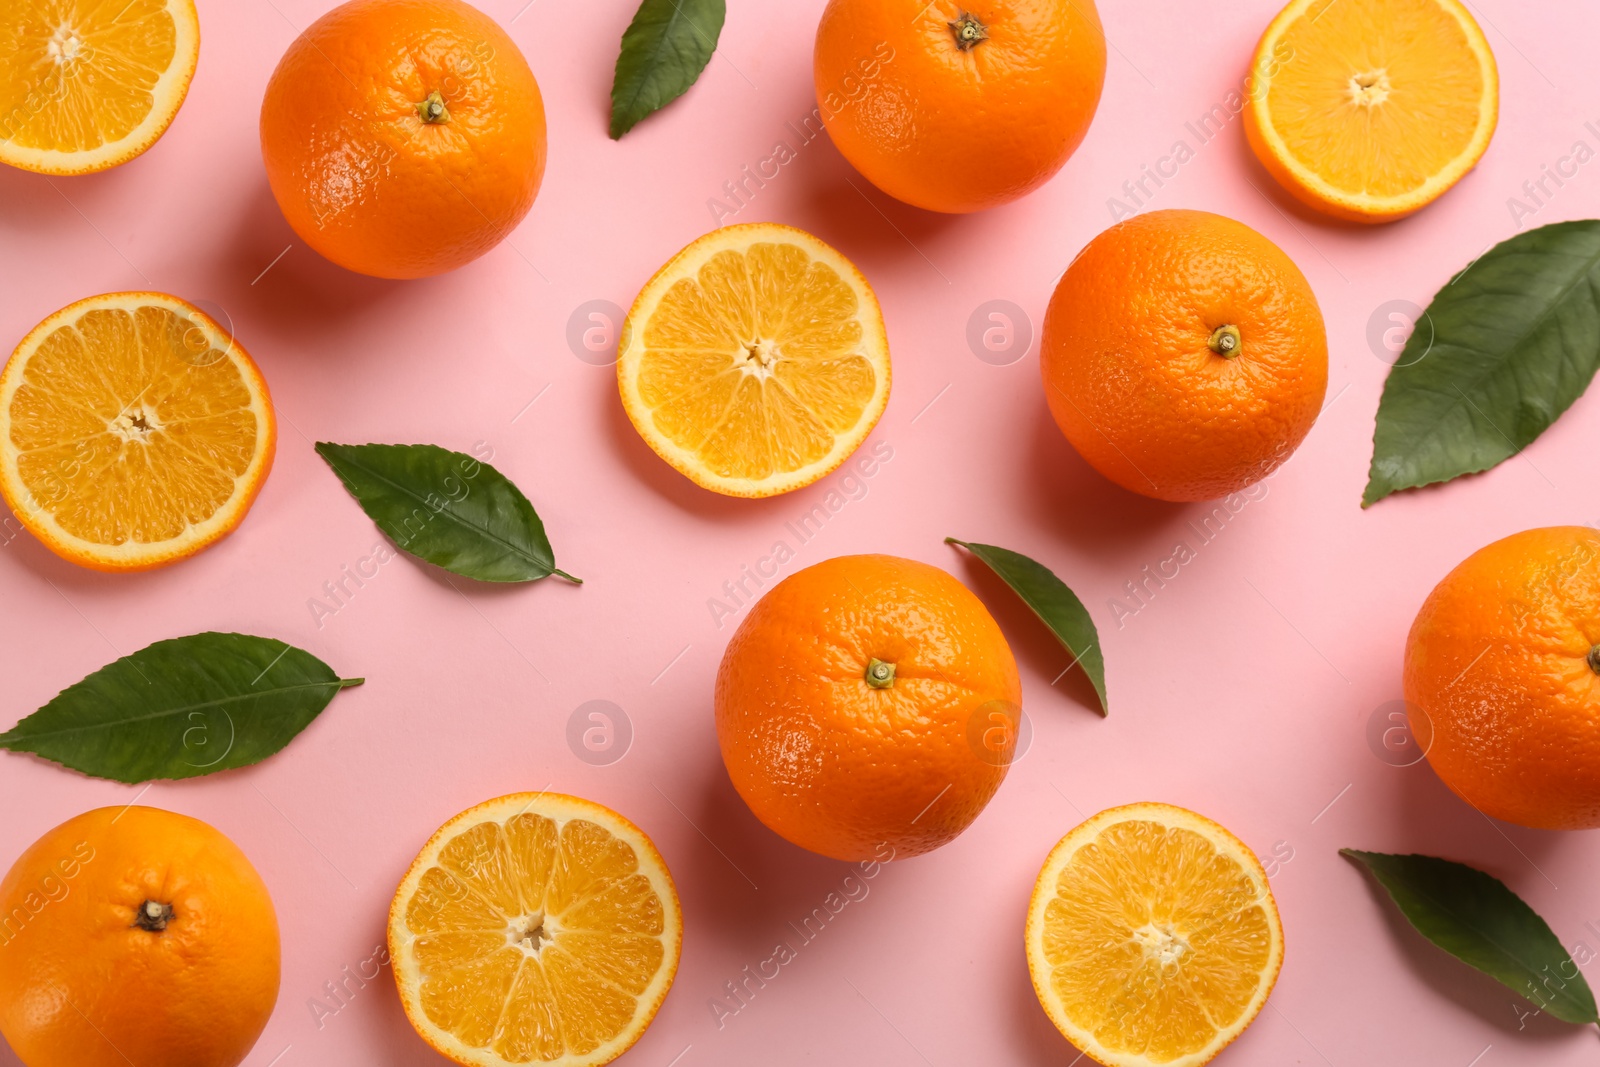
3,0,1600,1064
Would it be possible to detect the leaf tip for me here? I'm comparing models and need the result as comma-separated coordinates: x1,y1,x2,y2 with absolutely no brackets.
1339,848,1383,866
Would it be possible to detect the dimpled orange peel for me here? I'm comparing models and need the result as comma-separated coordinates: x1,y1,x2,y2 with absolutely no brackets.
1041,209,1327,502
0,806,281,1067
814,0,1107,212
715,554,1022,861
260,0,546,279
1407,526,1600,830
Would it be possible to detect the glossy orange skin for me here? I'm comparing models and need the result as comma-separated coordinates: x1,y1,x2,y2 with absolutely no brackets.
260,0,546,279
813,0,1106,213
716,554,1022,861
0,807,280,1067
1041,209,1328,502
1407,527,1600,830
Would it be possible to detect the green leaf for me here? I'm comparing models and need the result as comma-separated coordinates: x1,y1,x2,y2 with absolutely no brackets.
316,443,578,584
0,633,363,783
1342,849,1599,1024
946,538,1107,715
609,0,726,139
1365,220,1600,506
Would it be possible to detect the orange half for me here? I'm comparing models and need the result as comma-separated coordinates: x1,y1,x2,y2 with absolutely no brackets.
389,793,682,1067
1244,0,1498,222
618,223,891,497
1025,803,1284,1067
0,0,200,175
0,293,275,571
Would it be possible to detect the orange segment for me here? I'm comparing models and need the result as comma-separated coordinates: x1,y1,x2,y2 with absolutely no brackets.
389,794,682,1067
618,223,891,497
1244,0,1498,222
0,292,275,571
1025,803,1284,1067
0,0,200,175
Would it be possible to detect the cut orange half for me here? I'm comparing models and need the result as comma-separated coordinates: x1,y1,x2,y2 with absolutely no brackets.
389,793,682,1067
0,293,275,572
0,0,200,175
618,223,890,497
1244,0,1498,223
1025,803,1284,1067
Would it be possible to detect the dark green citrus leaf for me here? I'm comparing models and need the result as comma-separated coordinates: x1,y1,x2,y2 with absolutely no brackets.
0,632,362,783
1342,849,1599,1024
1365,220,1600,506
609,0,726,139
316,443,577,584
946,538,1107,715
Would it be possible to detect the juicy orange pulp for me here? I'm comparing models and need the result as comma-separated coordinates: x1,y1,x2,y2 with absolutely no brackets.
618,224,890,497
0,293,274,571
0,0,200,174
389,794,681,1067
1027,804,1283,1066
1245,0,1498,222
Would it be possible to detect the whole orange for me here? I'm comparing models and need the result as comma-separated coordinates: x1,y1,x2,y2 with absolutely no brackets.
1041,209,1328,502
1407,527,1600,830
715,554,1023,861
813,0,1106,213
260,0,546,279
0,806,280,1067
